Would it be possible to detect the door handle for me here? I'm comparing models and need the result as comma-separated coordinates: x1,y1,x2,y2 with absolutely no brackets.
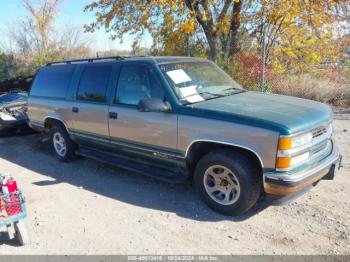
72,107,79,113
109,112,118,119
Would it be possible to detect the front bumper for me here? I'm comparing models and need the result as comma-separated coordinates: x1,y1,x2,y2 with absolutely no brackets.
263,141,340,196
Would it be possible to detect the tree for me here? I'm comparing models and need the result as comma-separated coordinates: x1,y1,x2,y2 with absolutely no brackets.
57,24,94,59
0,52,9,80
84,0,348,62
3,0,93,75
150,20,208,57
21,0,62,65
257,1,350,73
131,40,142,55
0,51,22,80
84,0,243,60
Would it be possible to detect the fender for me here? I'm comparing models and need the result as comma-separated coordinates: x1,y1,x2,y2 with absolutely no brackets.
44,115,69,132
185,139,265,168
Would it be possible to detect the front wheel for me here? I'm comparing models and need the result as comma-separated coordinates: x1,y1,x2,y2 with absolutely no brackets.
194,150,261,216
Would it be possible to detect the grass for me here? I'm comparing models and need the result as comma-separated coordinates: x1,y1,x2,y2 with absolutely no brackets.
269,72,350,107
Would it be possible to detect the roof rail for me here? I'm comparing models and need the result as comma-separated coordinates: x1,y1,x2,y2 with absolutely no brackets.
46,56,125,66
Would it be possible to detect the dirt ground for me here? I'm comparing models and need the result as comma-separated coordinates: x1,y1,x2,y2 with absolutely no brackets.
0,119,349,255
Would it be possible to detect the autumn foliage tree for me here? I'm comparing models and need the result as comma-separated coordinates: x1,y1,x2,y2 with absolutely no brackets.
20,0,63,65
258,0,349,73
84,0,244,60
84,0,348,63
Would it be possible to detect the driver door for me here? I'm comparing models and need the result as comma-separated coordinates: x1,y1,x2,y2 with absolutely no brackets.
108,63,179,170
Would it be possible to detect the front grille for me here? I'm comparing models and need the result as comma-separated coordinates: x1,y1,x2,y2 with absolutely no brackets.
310,123,332,161
312,126,328,138
311,140,328,155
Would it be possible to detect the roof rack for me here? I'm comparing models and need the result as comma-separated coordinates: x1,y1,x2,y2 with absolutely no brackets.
46,56,126,66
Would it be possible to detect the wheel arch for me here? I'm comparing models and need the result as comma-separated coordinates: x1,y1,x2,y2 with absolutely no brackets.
44,116,69,132
185,140,264,176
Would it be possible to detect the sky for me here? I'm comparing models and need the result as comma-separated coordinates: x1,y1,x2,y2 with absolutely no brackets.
0,0,152,52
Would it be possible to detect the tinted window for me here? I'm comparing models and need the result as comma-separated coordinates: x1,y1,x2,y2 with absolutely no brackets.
30,65,74,98
116,65,165,105
77,66,112,103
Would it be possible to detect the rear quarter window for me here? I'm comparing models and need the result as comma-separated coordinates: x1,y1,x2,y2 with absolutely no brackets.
30,65,75,98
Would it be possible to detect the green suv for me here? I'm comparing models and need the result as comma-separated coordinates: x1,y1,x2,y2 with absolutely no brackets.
28,56,340,215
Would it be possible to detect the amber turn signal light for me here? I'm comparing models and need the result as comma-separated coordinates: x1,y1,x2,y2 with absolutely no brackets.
276,157,291,169
278,137,292,150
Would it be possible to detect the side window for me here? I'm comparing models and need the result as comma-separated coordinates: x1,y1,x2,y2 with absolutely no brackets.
115,65,165,105
30,65,74,98
77,65,112,103
149,72,165,101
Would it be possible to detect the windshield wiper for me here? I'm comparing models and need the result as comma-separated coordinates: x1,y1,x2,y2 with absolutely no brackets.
221,88,247,97
180,92,225,105
222,87,246,93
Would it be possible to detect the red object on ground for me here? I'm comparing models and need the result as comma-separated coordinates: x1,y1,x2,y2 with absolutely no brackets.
6,194,21,216
5,178,18,193
1,177,21,216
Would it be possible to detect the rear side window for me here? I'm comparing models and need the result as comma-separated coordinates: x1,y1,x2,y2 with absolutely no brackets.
77,65,112,103
30,65,74,98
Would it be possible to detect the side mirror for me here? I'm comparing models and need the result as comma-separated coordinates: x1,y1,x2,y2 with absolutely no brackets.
138,98,172,112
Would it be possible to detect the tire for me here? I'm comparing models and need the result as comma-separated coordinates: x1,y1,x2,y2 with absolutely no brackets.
50,123,76,162
14,220,30,246
194,150,261,216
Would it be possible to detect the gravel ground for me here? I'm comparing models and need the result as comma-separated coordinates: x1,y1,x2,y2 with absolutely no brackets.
0,119,349,255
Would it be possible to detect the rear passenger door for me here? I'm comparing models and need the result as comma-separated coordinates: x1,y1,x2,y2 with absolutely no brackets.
70,64,113,149
108,63,179,170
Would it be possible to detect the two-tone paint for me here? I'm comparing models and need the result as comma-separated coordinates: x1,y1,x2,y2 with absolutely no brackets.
28,56,340,198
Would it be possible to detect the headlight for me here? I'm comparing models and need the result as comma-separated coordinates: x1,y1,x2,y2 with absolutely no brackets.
0,112,16,121
276,152,310,170
278,132,313,150
276,132,313,170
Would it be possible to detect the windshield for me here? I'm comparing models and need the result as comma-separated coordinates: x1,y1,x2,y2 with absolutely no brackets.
158,61,244,104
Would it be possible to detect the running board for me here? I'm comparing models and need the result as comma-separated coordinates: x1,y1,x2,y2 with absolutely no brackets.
75,147,187,183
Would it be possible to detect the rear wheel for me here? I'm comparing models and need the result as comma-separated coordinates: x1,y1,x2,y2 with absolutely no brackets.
194,150,261,215
50,124,76,161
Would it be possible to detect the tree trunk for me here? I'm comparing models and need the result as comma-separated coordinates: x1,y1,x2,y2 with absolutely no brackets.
184,0,219,61
206,33,218,61
224,0,242,58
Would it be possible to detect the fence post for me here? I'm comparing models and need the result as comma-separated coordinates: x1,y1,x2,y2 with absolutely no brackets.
260,8,267,92
186,35,190,57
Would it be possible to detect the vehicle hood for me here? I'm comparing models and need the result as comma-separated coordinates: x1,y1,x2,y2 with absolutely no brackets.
189,92,332,135
0,92,28,109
